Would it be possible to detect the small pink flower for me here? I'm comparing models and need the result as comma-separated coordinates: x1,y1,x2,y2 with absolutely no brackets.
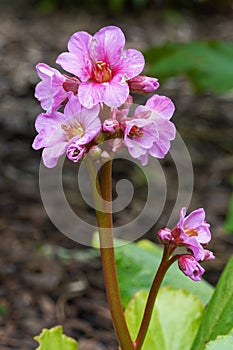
174,207,212,261
178,255,205,281
158,207,213,261
32,94,101,167
56,26,145,109
128,75,159,94
123,94,176,165
35,63,80,113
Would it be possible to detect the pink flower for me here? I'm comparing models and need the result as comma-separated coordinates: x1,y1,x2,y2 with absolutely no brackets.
35,63,80,113
174,207,212,261
128,75,159,94
56,26,145,109
158,207,213,261
178,255,205,281
32,94,101,167
123,94,176,165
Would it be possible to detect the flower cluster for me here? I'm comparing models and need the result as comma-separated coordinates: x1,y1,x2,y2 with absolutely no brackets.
33,26,176,167
158,207,215,281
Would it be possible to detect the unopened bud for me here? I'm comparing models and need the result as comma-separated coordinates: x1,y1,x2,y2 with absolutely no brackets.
128,75,159,94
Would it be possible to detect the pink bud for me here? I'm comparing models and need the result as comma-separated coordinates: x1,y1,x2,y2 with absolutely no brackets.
103,119,119,133
158,228,173,243
178,255,205,281
128,75,159,94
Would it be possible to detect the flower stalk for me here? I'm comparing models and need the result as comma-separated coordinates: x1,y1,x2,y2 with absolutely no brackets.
135,248,178,349
85,157,134,350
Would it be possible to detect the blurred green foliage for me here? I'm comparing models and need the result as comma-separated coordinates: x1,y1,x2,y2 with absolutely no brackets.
225,176,233,233
144,41,233,94
3,0,233,14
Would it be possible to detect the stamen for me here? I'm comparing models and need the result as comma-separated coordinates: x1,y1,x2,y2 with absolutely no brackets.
92,61,112,83
128,125,143,139
61,119,84,140
185,228,198,237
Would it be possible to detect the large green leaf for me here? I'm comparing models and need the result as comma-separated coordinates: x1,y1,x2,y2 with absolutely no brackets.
34,326,78,350
125,287,204,350
144,41,233,94
114,239,214,307
204,329,233,350
191,255,233,350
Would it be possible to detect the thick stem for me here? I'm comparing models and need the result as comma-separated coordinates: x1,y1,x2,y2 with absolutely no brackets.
135,249,178,350
85,158,134,350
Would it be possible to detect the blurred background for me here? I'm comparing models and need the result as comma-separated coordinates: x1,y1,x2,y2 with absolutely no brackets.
0,0,233,349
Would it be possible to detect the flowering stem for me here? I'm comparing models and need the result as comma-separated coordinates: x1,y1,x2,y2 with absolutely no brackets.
135,248,179,350
85,157,134,350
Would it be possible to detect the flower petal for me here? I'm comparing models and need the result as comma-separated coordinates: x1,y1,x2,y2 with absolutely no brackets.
67,31,92,57
146,94,175,119
56,52,90,81
184,208,206,229
93,26,125,65
42,142,66,168
78,82,104,108
103,80,129,107
120,49,145,79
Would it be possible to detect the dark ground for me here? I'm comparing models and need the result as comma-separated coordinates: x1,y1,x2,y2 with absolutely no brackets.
0,5,233,350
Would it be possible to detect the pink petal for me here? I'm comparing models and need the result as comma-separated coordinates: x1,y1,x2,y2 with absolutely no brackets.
67,31,92,57
36,63,59,79
103,80,129,107
184,208,206,229
64,93,82,117
93,26,125,66
146,95,175,119
78,82,104,109
42,142,66,168
56,52,90,81
34,112,65,132
120,49,145,79
138,152,149,166
149,142,168,158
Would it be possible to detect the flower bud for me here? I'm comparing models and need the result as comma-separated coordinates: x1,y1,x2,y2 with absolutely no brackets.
158,228,173,243
103,119,119,133
178,255,205,281
128,75,159,94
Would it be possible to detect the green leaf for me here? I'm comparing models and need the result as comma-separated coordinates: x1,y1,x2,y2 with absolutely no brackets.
34,326,78,350
125,287,204,350
204,329,233,350
225,175,233,233
191,256,233,350
114,238,214,307
144,41,233,94
225,193,233,232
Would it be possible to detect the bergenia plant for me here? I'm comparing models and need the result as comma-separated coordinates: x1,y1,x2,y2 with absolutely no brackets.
32,25,233,350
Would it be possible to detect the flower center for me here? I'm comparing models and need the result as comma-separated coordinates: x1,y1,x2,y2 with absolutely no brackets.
61,119,84,140
184,228,198,237
92,61,113,83
128,125,143,139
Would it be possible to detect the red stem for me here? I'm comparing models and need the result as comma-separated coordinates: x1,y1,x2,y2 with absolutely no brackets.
135,250,179,349
86,158,134,350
